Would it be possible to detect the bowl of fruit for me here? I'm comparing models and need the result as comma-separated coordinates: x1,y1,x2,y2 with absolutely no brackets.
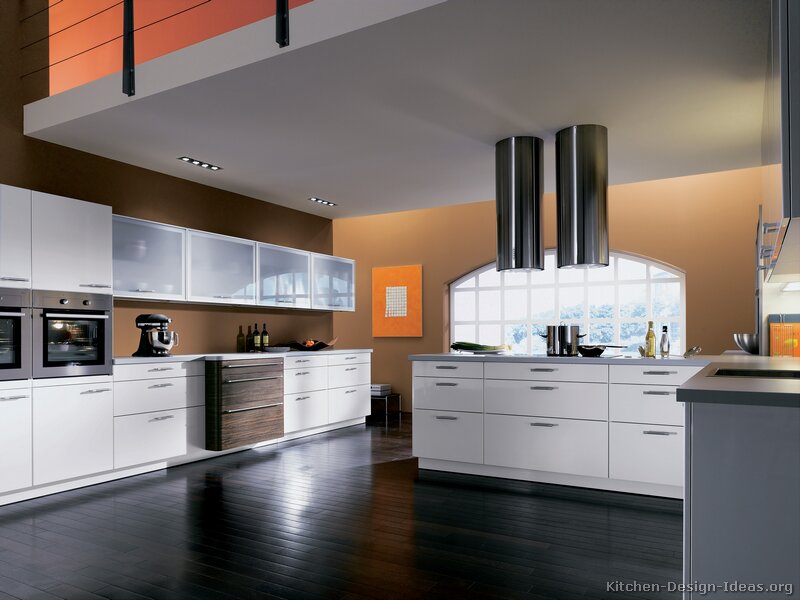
285,337,338,351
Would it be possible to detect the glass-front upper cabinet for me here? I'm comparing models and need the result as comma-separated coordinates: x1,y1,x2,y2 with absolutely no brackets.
188,230,255,304
311,254,355,311
112,216,186,300
258,244,310,309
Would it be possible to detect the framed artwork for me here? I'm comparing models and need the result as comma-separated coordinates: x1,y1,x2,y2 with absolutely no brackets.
372,265,422,337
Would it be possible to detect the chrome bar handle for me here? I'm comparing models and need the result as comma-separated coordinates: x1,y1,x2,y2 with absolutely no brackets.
435,382,458,387
222,403,281,414
80,388,111,394
223,363,281,368
643,430,677,436
148,367,174,372
0,276,29,282
530,422,559,427
223,376,280,384
149,415,175,422
642,370,677,376
435,415,458,420
530,367,556,372
530,386,558,391
435,366,458,370
148,383,174,389
642,390,674,396
0,395,29,401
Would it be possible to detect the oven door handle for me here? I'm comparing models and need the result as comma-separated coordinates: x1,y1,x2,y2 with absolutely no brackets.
0,311,25,317
44,313,110,320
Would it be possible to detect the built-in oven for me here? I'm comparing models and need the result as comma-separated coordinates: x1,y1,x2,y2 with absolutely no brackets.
0,288,32,381
32,290,112,378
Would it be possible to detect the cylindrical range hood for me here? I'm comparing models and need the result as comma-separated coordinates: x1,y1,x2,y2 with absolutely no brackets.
556,124,609,268
496,136,544,271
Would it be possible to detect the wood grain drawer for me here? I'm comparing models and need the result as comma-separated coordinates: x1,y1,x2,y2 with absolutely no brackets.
114,361,204,381
412,409,483,463
328,362,370,389
284,367,327,394
114,408,187,469
413,361,484,379
207,402,284,451
284,354,328,369
413,376,483,412
609,364,702,386
114,376,204,416
327,352,371,366
484,379,607,420
609,422,683,487
217,359,284,378
609,384,684,426
284,389,328,433
484,414,608,477
328,384,370,423
484,362,608,383
218,374,283,412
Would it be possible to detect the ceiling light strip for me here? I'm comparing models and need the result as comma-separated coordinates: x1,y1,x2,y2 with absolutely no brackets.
178,156,222,171
310,197,337,207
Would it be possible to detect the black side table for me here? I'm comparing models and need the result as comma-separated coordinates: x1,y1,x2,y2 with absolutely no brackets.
370,393,402,427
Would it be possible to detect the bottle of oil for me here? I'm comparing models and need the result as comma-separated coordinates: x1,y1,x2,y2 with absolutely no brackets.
659,325,670,358
645,320,656,358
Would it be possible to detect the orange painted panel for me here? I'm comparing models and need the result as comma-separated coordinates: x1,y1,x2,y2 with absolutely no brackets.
49,0,313,96
372,265,423,338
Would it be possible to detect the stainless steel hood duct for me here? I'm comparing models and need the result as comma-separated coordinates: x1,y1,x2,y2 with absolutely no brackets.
556,124,609,268
496,136,544,271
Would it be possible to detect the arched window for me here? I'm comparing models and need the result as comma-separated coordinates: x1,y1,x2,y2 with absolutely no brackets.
450,251,686,354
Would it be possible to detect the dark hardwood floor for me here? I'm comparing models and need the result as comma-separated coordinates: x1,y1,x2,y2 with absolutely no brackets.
0,417,682,599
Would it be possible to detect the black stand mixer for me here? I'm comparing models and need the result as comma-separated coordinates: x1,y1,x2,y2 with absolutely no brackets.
133,314,179,357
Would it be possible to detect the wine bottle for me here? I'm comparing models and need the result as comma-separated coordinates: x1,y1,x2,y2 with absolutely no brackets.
645,321,656,358
659,325,670,358
262,322,269,348
245,325,253,352
236,325,245,353
253,323,261,352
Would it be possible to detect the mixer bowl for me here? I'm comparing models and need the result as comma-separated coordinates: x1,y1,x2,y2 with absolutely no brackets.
733,333,759,355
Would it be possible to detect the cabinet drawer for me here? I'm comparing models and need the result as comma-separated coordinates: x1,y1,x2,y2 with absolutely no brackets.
609,364,702,386
484,362,608,383
0,389,32,493
284,389,328,433
284,366,328,394
329,363,371,389
484,379,607,420
209,403,284,450
218,374,283,411
114,409,187,469
327,352,371,366
284,354,328,369
413,361,483,379
413,409,483,463
114,376,204,416
328,384,370,423
114,361,204,381
217,359,283,377
609,422,683,487
609,384,684,426
413,377,483,412
484,414,608,477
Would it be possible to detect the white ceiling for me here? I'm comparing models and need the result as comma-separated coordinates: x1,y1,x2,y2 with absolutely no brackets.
25,0,769,219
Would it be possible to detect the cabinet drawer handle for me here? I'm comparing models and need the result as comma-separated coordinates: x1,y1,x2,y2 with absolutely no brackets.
345,367,357,372
344,356,358,360
149,415,175,422
530,386,558,391
295,396,311,401
148,383,174,389
295,359,311,363
295,371,310,376
642,390,674,396
223,363,281,369
530,422,559,427
642,370,677,376
435,382,458,387
130,289,156,293
148,367,174,372
80,388,111,394
643,430,677,436
435,366,458,370
0,276,29,282
0,395,28,401
345,389,357,394
79,283,112,288
213,295,232,299
435,415,458,420
222,403,281,414
223,376,280,384
276,299,294,303
530,368,556,372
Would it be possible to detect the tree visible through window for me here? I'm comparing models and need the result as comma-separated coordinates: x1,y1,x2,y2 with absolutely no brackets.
450,251,686,354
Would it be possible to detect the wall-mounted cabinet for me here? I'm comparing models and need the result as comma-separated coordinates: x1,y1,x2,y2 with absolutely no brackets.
311,254,355,311
112,216,185,301
188,230,256,305
258,243,310,309
0,185,32,289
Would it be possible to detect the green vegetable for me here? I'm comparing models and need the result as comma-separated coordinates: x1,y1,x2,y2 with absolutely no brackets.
450,341,510,352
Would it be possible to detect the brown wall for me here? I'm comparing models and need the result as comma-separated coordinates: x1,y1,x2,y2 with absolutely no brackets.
2,2,333,356
332,167,764,411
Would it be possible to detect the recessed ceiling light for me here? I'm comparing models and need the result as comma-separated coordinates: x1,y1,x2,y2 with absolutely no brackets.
309,197,336,207
178,156,222,171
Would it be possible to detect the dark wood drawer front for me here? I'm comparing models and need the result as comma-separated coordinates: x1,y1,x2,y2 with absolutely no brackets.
220,375,283,411
210,403,284,451
219,360,283,378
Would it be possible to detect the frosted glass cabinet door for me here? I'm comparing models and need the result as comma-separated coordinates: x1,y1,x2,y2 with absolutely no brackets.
112,216,185,300
258,244,310,308
188,231,255,304
311,254,355,311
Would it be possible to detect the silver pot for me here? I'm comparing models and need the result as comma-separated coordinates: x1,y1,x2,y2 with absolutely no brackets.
540,324,585,356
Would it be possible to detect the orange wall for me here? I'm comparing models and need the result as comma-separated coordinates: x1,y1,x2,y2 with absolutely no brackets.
332,167,764,411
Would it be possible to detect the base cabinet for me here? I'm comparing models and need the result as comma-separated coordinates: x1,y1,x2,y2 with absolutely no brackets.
114,409,187,469
609,422,684,486
413,409,484,463
0,388,32,493
328,384,370,423
284,389,328,433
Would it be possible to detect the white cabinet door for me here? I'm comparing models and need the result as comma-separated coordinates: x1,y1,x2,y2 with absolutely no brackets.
284,389,328,433
112,216,185,300
609,365,702,386
311,254,354,311
258,244,311,308
0,387,32,493
284,354,328,369
328,384,370,422
327,352,370,366
0,185,31,289
114,408,187,469
284,366,328,395
188,230,255,304
484,379,608,420
413,361,484,379
485,362,608,383
413,377,483,412
33,382,113,485
31,192,112,293
609,422,683,487
413,409,483,463
609,384,683,426
328,362,370,389
114,375,203,416
484,414,608,477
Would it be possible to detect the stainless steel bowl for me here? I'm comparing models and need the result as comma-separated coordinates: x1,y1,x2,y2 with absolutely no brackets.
733,333,759,355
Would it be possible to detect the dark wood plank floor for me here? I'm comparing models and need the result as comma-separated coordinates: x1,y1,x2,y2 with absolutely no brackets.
0,418,682,599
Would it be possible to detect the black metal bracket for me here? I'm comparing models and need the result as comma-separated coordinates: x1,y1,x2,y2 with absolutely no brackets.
122,0,135,96
276,0,289,48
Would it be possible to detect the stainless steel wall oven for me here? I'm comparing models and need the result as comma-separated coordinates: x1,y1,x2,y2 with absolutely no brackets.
0,288,32,381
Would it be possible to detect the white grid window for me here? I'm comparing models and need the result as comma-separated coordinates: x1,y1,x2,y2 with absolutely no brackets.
450,251,686,354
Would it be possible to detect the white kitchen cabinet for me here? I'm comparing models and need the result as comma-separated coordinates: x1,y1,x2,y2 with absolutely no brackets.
311,253,354,311
31,191,112,293
413,360,483,379
328,384,370,423
284,365,328,395
484,413,608,477
484,379,608,421
284,389,329,433
609,384,683,426
327,352,370,366
0,386,32,493
609,364,702,386
112,216,185,301
188,230,255,304
33,381,114,485
413,409,484,463
258,243,310,308
485,361,608,383
114,408,187,469
0,185,31,289
609,422,684,486
284,354,328,369
413,377,484,413
328,362,370,389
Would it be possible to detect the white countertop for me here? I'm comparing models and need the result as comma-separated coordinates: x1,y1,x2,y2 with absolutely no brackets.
114,348,373,365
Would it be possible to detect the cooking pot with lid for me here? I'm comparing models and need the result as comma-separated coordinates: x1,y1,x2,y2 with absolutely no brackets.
540,323,585,356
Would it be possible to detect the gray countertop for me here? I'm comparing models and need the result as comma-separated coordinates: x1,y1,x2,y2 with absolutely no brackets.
115,348,373,365
408,352,712,366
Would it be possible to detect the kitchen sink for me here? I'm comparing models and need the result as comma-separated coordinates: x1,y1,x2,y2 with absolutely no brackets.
712,368,800,379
